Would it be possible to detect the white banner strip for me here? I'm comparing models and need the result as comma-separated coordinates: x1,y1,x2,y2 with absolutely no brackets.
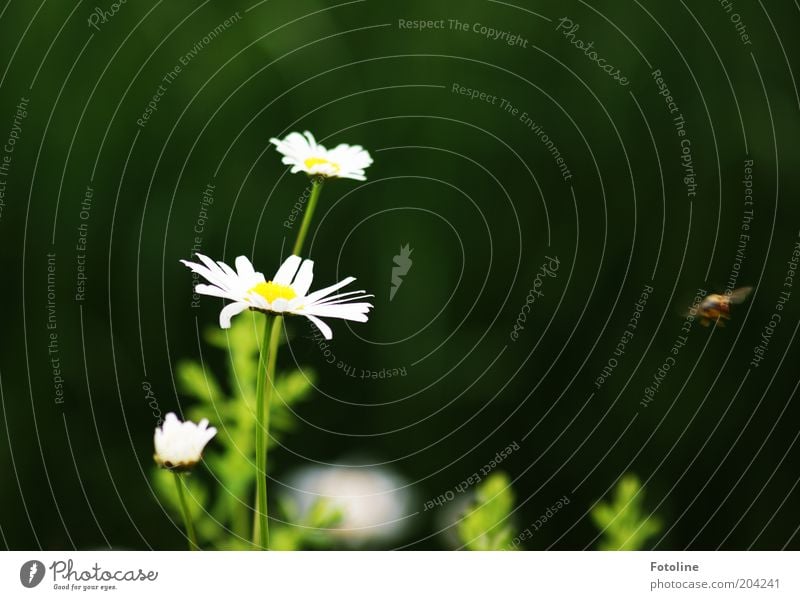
0,551,796,598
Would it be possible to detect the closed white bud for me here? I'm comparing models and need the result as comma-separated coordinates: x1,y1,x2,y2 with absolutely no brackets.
153,413,216,470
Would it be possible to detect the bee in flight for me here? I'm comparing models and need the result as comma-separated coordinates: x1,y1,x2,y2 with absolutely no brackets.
695,286,753,327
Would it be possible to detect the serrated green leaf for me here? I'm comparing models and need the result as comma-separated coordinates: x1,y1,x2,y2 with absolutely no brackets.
591,474,663,551
458,472,516,551
151,314,315,549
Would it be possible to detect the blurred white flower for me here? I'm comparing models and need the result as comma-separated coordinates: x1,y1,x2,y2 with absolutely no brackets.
153,413,216,470
286,463,411,546
270,131,373,181
181,253,373,339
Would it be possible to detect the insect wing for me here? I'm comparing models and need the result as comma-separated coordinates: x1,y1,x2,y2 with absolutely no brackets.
728,286,753,304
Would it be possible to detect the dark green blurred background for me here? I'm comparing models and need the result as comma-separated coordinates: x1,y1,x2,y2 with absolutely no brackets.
1,0,799,550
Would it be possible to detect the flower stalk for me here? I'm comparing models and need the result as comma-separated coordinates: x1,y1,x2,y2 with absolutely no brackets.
254,314,283,549
174,472,198,551
292,178,323,256
178,130,374,553
256,174,321,547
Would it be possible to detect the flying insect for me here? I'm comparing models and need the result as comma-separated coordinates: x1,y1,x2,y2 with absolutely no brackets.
695,286,753,327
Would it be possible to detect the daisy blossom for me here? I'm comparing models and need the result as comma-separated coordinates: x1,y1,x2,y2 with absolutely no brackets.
270,130,373,181
180,253,373,339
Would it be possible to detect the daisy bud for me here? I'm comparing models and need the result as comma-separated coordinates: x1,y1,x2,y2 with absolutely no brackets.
153,413,217,471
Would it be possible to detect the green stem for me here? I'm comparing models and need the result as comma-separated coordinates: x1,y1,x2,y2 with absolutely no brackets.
174,472,198,551
291,178,324,256
252,176,322,548
254,314,283,550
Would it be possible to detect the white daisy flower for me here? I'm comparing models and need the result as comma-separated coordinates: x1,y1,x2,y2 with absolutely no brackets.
153,413,217,470
180,253,373,340
269,130,373,181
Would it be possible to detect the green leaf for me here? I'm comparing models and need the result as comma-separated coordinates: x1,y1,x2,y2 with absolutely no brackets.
176,360,223,406
151,314,316,548
269,498,343,550
458,472,517,551
591,474,663,551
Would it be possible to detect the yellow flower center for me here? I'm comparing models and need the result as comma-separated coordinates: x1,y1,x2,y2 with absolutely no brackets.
304,156,339,173
249,281,297,303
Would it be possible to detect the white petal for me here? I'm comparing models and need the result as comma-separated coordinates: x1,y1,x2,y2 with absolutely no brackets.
181,259,232,291
305,314,333,340
272,131,315,158
291,260,314,296
196,254,232,284
270,298,291,312
195,253,221,271
202,427,218,445
217,260,238,279
339,172,366,181
311,290,371,305
219,301,249,328
303,276,357,304
273,255,302,285
235,255,256,279
289,131,313,151
195,284,241,301
245,292,270,311
302,303,372,321
287,291,371,311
